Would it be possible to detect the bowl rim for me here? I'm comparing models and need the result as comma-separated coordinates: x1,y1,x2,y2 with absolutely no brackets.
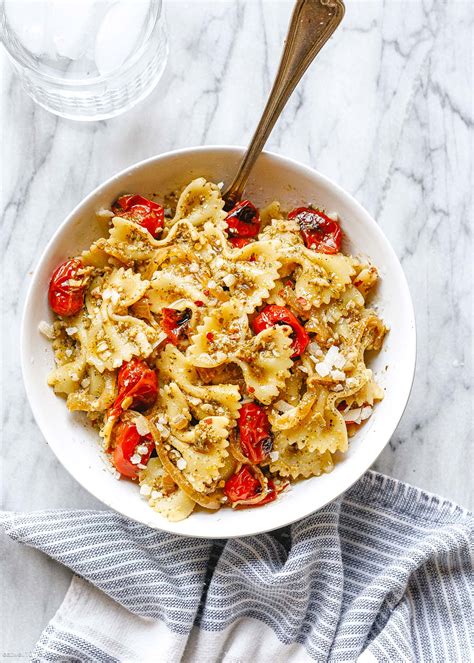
20,145,417,537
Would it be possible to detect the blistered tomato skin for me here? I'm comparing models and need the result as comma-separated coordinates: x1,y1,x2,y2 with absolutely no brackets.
225,200,260,238
252,304,310,357
109,359,158,419
224,466,278,507
224,466,261,502
111,421,154,478
48,258,86,317
238,403,273,464
112,194,164,238
288,207,342,254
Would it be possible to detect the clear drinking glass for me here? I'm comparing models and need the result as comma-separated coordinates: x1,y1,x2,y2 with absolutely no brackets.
1,0,168,121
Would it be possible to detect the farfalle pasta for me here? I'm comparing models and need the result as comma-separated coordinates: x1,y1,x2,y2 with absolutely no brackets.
43,178,387,521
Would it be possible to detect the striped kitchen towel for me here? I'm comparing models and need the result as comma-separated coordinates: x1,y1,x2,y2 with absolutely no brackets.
1,471,472,663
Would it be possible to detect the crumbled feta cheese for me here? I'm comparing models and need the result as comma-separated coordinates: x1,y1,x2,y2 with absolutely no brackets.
207,279,217,289
70,373,79,382
315,362,330,377
151,490,163,500
333,354,346,370
137,463,147,470
214,257,225,269
130,454,141,465
217,181,224,189
332,384,344,392
65,348,73,357
269,451,280,462
80,377,90,389
38,321,55,339
346,377,358,387
65,326,78,335
325,345,339,364
188,263,199,273
223,273,236,288
140,483,152,496
136,444,149,455
135,418,150,436
330,369,346,381
157,414,168,425
176,458,187,471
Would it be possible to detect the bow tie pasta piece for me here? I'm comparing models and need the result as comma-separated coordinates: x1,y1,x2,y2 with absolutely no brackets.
277,247,356,310
86,307,160,372
157,345,241,421
185,383,241,422
138,457,196,522
187,301,250,367
47,314,90,395
234,325,294,404
199,225,283,313
147,269,208,313
168,178,227,230
66,368,117,413
269,440,335,480
275,389,348,456
168,416,231,494
87,267,150,310
224,240,283,313
97,217,161,264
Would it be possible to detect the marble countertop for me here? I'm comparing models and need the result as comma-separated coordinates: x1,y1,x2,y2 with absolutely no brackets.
1,0,472,657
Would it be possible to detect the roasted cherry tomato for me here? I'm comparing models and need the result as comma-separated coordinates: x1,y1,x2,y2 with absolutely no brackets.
252,304,309,358
225,200,260,238
109,359,158,419
224,466,277,507
288,207,342,254
48,258,87,317
112,194,164,238
238,403,272,464
229,237,251,248
161,308,192,345
111,420,153,478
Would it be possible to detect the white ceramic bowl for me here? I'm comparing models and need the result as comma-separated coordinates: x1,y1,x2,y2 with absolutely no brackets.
21,146,416,538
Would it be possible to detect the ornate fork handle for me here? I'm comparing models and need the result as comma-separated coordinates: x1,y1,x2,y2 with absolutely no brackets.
223,0,345,209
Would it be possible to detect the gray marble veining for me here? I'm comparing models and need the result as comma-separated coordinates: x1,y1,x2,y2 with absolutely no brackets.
1,0,472,657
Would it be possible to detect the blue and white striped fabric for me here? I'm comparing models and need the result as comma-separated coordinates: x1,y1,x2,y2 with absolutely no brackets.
1,471,472,662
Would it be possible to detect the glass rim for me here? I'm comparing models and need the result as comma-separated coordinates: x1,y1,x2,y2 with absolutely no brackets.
1,0,163,87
